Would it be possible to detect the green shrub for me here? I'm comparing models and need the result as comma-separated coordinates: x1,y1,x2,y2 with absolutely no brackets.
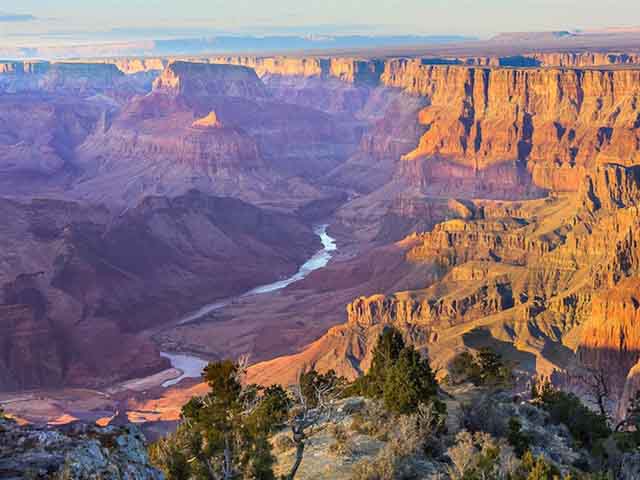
350,411,438,480
507,417,532,458
448,348,513,387
352,327,441,416
535,381,611,451
515,451,562,480
349,401,391,440
382,346,439,415
449,351,480,385
151,359,281,480
272,434,295,453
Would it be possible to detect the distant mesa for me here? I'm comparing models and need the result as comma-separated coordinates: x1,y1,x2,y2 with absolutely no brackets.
152,61,268,100
192,111,222,129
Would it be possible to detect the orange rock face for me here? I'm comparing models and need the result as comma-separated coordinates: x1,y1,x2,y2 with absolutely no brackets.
192,111,222,129
381,62,640,193
578,278,640,399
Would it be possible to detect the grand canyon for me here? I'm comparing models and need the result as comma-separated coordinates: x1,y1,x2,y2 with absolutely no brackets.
3,18,640,479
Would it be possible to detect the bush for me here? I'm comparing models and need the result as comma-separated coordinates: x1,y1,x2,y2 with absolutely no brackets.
448,348,513,387
353,327,440,415
446,430,514,480
350,411,437,480
534,381,611,451
507,417,532,458
365,327,406,398
148,424,198,480
328,424,356,457
272,434,295,454
382,346,439,415
152,359,280,480
460,393,514,438
349,401,392,440
299,369,344,408
449,351,480,385
515,451,562,480
253,384,291,431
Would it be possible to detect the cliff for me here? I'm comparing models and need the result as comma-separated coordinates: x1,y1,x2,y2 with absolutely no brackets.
71,60,365,206
207,56,640,196
381,62,640,193
0,94,108,178
209,56,386,85
456,52,640,68
578,278,640,399
0,61,49,75
40,62,124,93
43,54,639,199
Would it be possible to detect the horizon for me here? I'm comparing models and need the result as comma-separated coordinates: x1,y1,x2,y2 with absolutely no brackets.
2,0,640,52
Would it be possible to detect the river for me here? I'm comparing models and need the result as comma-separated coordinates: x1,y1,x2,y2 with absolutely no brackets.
160,224,337,387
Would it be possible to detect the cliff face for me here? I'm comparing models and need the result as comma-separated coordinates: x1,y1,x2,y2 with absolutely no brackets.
578,279,640,399
456,52,640,68
0,61,49,75
40,63,124,93
81,101,263,174
380,62,640,194
530,52,640,68
206,56,640,197
0,94,109,179
29,54,636,202
209,56,386,85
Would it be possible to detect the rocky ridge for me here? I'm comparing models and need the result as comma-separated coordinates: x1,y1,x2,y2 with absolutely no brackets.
0,416,162,479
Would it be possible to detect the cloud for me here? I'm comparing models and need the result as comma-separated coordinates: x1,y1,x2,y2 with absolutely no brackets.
0,13,36,23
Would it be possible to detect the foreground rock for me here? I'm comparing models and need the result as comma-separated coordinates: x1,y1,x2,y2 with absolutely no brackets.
0,416,163,479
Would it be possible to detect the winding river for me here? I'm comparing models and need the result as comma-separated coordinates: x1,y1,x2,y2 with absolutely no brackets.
160,224,337,387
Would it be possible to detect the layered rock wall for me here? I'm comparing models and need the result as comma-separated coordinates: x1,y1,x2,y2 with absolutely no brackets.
381,62,640,192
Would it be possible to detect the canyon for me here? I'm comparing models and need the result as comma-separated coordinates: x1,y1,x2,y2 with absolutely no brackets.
1,42,640,427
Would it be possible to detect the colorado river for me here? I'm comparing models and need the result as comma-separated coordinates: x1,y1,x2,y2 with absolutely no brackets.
161,224,337,387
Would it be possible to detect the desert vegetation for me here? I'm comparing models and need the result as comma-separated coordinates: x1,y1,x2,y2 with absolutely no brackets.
147,327,640,479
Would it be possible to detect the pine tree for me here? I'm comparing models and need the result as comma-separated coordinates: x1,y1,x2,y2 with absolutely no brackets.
382,346,439,414
366,326,406,398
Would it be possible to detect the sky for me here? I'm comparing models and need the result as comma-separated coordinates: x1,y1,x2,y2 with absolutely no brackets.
2,0,640,46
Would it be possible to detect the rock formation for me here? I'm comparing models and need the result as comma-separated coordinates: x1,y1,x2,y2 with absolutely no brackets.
153,61,268,100
250,163,640,400
68,60,367,207
382,62,640,194
0,417,162,479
